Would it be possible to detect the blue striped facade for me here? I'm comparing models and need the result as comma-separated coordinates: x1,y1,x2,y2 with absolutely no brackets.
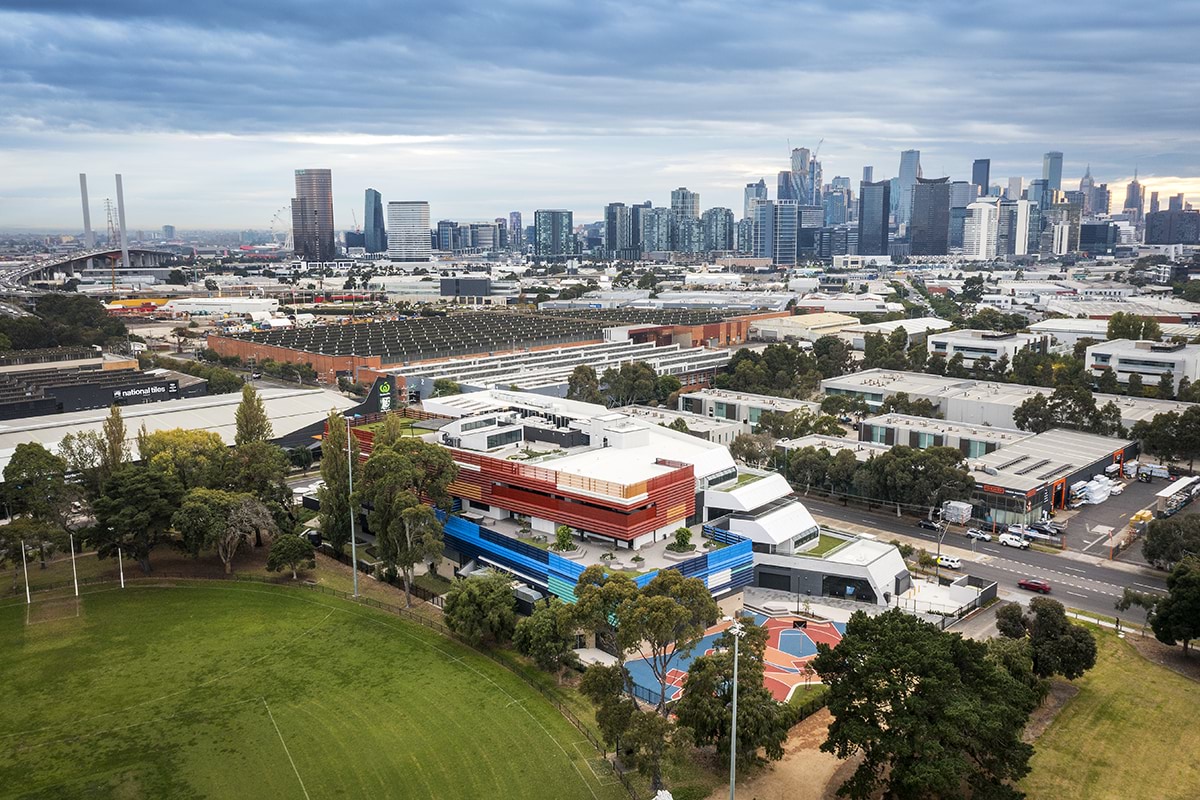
441,514,753,602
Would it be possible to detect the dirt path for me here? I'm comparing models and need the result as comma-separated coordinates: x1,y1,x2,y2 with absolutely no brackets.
705,709,855,800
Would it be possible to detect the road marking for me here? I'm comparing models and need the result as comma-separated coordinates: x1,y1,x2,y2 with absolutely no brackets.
1134,582,1162,591
980,547,1000,555
1062,566,1086,573
263,699,311,800
1066,591,1088,598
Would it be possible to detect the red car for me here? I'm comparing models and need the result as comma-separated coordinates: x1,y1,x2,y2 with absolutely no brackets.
1017,578,1051,594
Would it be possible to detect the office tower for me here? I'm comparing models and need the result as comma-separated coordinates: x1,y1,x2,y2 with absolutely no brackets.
1123,173,1145,223
1078,165,1095,215
1028,179,1048,209
796,204,823,258
1079,222,1119,255
493,218,509,249
344,231,365,249
752,201,775,261
896,150,922,225
949,181,973,250
743,180,767,219
1042,151,1064,191
534,210,574,258
972,159,990,198
735,217,754,254
604,202,633,257
361,188,385,253
640,206,673,253
1007,176,1023,201
996,199,1032,256
963,197,1000,260
436,220,457,252
1150,191,1161,214
989,185,1003,197
161,224,176,240
670,187,699,219
1092,184,1112,215
1169,194,1186,212
857,180,890,256
772,200,799,266
909,177,950,255
386,201,431,261
1039,203,1081,255
291,168,336,262
862,166,874,183
630,201,651,251
823,191,848,225
701,207,734,251
1146,211,1200,244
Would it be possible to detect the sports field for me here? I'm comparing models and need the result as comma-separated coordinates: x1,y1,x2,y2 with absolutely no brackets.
0,583,625,800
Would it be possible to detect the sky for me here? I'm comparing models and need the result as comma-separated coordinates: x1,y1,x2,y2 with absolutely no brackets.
1,0,1198,232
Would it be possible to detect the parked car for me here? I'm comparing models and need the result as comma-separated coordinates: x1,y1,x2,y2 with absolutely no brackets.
1017,578,1051,594
966,528,991,542
936,555,961,569
1027,522,1059,536
998,532,1030,549
916,519,939,531
1007,524,1034,537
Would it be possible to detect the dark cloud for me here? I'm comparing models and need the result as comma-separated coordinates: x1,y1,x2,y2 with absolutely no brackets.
1,1,1198,227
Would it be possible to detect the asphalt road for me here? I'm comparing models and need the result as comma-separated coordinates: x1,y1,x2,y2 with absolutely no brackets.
797,495,1168,618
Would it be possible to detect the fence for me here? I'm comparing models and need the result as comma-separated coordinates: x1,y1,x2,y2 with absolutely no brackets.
12,570,640,800
316,543,445,608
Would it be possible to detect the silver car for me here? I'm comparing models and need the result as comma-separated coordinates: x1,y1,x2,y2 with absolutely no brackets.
966,528,991,542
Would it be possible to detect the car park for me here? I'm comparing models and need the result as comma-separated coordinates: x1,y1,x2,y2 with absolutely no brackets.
1017,578,1051,594
998,532,1030,549
936,555,961,569
966,528,991,541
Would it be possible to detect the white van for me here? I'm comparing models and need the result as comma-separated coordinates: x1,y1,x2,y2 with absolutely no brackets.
936,555,961,569
998,532,1030,549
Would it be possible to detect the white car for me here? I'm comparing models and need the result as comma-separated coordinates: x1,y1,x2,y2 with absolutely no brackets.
998,532,1030,549
966,528,991,542
936,555,961,569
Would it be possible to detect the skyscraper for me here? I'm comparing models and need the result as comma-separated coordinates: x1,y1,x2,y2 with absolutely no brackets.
1078,166,1095,216
1007,176,1023,201
949,181,974,250
604,202,634,258
1124,173,1145,222
735,218,754,254
670,187,700,219
701,207,735,251
909,177,951,256
751,201,775,261
534,210,574,258
971,159,990,198
857,180,890,256
1169,194,1186,212
508,211,523,250
862,166,874,183
436,220,457,252
1042,152,1064,192
291,168,335,262
640,207,673,253
996,199,1032,256
962,197,1000,260
896,150,922,225
1150,191,1161,214
386,201,431,261
363,188,385,253
630,201,652,251
772,200,799,266
743,180,767,219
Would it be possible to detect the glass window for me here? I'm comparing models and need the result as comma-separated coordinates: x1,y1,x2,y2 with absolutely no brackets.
967,440,988,458
916,432,934,448
485,429,522,449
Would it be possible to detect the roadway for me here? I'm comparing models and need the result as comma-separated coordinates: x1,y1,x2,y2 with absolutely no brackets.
797,495,1168,619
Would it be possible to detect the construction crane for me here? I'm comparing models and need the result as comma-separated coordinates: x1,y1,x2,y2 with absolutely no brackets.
351,208,360,234
813,138,824,161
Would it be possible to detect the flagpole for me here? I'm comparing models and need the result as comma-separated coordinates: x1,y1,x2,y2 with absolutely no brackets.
20,539,31,604
70,533,79,597
347,416,359,598
118,547,126,589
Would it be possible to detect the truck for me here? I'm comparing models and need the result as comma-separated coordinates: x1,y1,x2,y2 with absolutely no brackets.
941,500,973,525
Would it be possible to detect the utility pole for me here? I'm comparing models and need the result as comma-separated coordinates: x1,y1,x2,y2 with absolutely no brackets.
347,416,359,598
727,619,746,800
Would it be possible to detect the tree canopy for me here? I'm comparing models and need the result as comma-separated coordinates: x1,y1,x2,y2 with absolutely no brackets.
92,464,184,573
443,570,516,647
233,383,273,444
996,597,1097,680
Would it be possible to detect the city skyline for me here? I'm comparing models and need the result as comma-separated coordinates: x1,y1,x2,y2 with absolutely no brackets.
1,1,1198,229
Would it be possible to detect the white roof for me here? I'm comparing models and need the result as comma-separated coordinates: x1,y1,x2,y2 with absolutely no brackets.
0,387,356,474
728,499,819,546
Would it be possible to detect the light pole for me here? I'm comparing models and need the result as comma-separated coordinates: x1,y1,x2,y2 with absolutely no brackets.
727,619,746,800
934,514,947,581
347,416,359,598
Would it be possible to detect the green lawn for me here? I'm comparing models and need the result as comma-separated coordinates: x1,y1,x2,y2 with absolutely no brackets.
0,584,624,800
802,534,847,558
1022,631,1200,800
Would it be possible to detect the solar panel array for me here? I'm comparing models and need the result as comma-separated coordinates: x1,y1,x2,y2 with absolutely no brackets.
223,312,606,364
536,308,736,327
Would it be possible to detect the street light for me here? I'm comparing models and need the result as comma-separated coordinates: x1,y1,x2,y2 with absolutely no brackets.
726,618,746,800
347,416,359,598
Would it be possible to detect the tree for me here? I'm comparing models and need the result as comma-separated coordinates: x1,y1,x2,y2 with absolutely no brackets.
573,565,639,665
946,351,969,378
580,663,636,751
99,402,131,484
92,464,183,573
1141,515,1200,570
1127,372,1144,397
443,570,516,647
729,432,776,468
960,274,986,302
663,417,691,435
234,383,273,444
2,443,73,533
137,427,229,490
513,597,578,673
926,352,947,375
878,391,940,418
318,412,358,556
566,365,604,404
787,446,830,493
166,269,188,285
373,413,410,449
814,609,1038,800
675,615,793,768
288,446,314,473
601,361,658,407
996,597,1097,680
820,394,869,419
1120,557,1200,656
173,489,275,573
617,569,720,716
1107,312,1162,341
1096,367,1120,395
57,430,107,499
224,440,292,532
431,378,461,397
654,373,682,405
223,495,277,572
267,534,314,578
813,335,854,379
1157,371,1176,400
554,524,574,552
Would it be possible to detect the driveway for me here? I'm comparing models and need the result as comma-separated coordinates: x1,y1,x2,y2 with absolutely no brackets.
1056,477,1161,563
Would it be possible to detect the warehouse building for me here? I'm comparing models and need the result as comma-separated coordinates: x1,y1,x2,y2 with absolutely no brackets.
775,435,889,462
620,405,742,445
965,429,1138,526
1029,318,1200,348
837,317,952,351
1085,339,1200,393
678,388,821,432
746,312,859,343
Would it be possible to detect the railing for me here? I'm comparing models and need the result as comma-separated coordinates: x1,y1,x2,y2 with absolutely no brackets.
11,571,640,800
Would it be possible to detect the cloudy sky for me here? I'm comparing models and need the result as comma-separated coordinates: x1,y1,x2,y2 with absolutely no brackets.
1,1,1198,231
